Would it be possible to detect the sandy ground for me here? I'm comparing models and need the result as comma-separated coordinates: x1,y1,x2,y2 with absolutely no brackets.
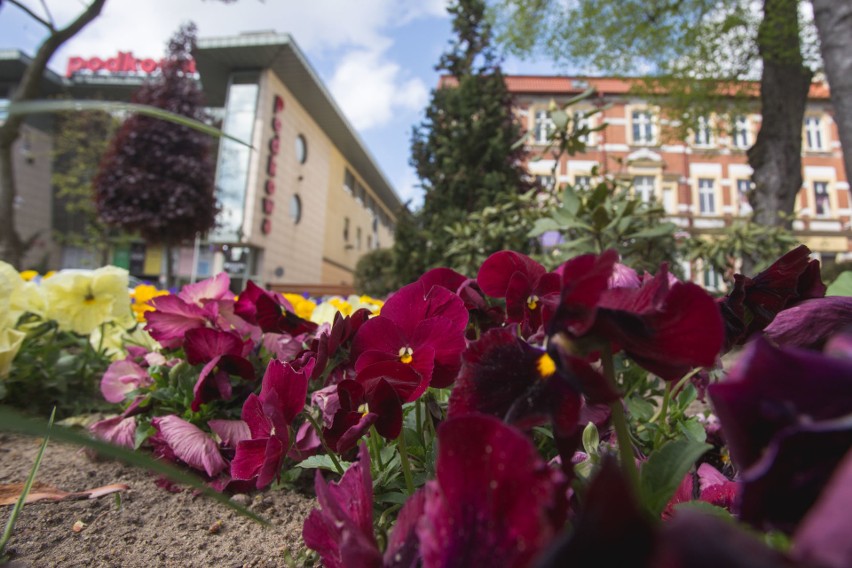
0,434,316,567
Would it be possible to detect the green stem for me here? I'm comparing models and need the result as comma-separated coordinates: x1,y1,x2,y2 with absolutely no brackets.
397,431,415,495
415,399,424,447
304,414,344,476
369,426,383,470
602,346,640,493
653,381,673,449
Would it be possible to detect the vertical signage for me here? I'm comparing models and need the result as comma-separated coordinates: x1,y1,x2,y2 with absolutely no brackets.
262,94,284,235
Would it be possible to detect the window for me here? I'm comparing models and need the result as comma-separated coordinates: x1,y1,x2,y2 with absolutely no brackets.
343,217,350,241
534,109,554,144
733,115,749,148
805,116,824,151
295,134,307,164
343,169,355,194
631,110,654,144
289,194,302,224
633,176,656,203
354,181,366,205
703,266,721,291
356,227,362,250
367,234,372,249
574,175,591,189
814,181,830,217
574,111,590,144
698,178,716,214
736,179,752,215
536,175,555,189
693,116,712,146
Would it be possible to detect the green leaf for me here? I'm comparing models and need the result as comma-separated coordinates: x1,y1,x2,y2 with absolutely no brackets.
6,100,253,148
581,421,600,455
529,218,563,236
827,271,852,296
294,454,353,472
679,418,708,444
0,406,268,525
673,500,735,521
0,408,54,560
630,224,677,239
626,396,656,422
375,491,410,505
639,437,711,516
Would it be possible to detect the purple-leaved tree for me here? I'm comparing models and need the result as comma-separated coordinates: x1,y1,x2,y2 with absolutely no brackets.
94,22,217,286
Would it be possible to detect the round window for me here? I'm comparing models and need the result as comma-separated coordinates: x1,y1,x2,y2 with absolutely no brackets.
295,134,307,164
290,194,302,224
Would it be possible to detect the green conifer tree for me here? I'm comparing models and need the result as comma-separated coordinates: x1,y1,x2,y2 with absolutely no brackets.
399,0,534,281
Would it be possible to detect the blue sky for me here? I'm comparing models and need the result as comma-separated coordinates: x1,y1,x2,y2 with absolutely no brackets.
0,0,559,208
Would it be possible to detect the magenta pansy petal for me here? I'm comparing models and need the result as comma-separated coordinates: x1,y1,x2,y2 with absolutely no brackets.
178,272,231,305
144,295,209,348
89,415,136,448
100,359,151,403
191,357,232,411
256,435,287,489
379,281,468,336
240,394,272,439
352,316,408,366
477,250,545,298
231,438,268,481
418,414,563,567
504,270,534,322
384,488,426,568
303,444,381,568
152,415,227,477
184,327,247,364
357,360,430,403
369,379,404,440
208,419,250,448
259,358,311,423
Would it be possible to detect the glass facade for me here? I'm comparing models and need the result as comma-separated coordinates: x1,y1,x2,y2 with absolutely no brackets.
211,75,259,243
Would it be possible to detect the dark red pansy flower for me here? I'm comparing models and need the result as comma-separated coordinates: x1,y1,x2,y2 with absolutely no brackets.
737,417,852,533
352,279,468,389
551,250,723,381
662,463,738,520
448,327,617,450
231,358,313,488
417,414,566,568
708,338,852,471
419,267,505,338
719,245,826,351
763,296,852,350
478,251,561,336
234,279,317,336
303,443,382,568
233,280,292,325
534,458,657,568
184,327,255,411
304,308,372,385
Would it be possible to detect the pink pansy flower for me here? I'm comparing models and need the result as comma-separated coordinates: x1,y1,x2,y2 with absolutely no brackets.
151,415,227,478
100,359,152,403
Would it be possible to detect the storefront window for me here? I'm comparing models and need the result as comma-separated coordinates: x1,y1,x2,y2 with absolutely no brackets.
211,75,259,242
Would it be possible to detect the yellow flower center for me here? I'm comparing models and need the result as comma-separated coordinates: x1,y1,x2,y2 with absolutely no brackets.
398,346,414,364
536,353,557,379
527,295,539,310
358,403,370,417
84,293,97,305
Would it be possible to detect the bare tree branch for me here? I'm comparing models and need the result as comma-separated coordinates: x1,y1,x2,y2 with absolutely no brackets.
7,0,54,31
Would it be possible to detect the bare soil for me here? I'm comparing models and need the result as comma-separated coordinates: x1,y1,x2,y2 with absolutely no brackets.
0,434,314,567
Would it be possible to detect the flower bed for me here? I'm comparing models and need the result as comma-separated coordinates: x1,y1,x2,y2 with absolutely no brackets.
3,245,851,567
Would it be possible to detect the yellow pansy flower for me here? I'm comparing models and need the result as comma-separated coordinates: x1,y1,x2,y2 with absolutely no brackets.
43,266,132,335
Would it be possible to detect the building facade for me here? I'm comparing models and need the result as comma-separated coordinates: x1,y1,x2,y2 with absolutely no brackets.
0,33,401,291
506,76,850,283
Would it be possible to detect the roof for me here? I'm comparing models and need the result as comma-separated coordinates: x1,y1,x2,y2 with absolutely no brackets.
194,32,402,213
440,74,831,100
0,49,65,96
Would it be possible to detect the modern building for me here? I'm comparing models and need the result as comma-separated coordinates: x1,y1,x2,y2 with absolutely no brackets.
503,75,850,286
1,32,402,292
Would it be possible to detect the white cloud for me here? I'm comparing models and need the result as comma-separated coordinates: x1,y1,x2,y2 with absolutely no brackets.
395,165,424,209
329,48,428,131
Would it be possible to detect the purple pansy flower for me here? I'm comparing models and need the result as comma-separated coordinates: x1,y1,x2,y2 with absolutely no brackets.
150,415,227,478
763,296,852,350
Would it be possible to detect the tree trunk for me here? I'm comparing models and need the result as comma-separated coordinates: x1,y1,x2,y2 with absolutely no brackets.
745,0,812,273
0,0,107,268
811,0,852,190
